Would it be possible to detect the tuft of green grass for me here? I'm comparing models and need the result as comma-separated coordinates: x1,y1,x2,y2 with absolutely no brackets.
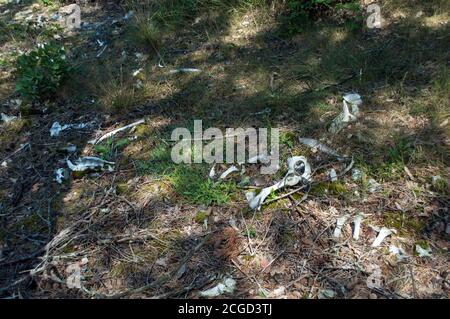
115,183,130,195
279,131,296,148
171,165,236,205
99,80,142,114
383,211,425,236
310,181,348,196
95,137,131,161
243,228,257,238
354,135,417,183
194,210,209,223
137,144,236,205
136,144,174,176
386,137,413,165
431,176,448,194
124,0,265,40
127,12,162,53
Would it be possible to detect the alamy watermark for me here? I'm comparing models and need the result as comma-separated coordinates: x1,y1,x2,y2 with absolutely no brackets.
171,120,279,174
57,3,382,30
59,4,81,30
366,3,383,29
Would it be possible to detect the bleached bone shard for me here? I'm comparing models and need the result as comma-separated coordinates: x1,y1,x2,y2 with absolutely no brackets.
389,245,408,262
67,157,115,172
286,156,312,185
333,215,349,238
247,156,311,210
219,165,239,180
248,154,270,164
209,163,216,179
270,286,286,298
415,244,432,257
89,119,145,144
353,214,363,240
298,137,342,157
50,122,65,136
343,93,362,116
367,178,380,193
352,168,361,181
55,168,65,184
199,277,236,297
329,169,337,182
62,144,77,153
96,44,108,58
318,289,336,299
132,68,143,77
329,93,362,134
245,191,256,202
247,182,280,210
1,113,18,123
371,227,395,247
50,122,89,137
169,68,201,74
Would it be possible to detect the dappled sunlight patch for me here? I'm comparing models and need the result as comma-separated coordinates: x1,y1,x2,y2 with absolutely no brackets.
59,182,97,221
1,0,449,299
141,77,176,101
122,117,172,160
280,80,312,97
131,180,172,208
135,143,237,206
170,165,237,206
329,29,349,44
224,8,275,44
122,140,153,162
422,12,449,28
368,108,430,132
99,81,143,114
232,76,261,96
0,68,14,97
0,118,30,149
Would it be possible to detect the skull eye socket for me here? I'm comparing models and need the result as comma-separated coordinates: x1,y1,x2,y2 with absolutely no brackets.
294,162,305,173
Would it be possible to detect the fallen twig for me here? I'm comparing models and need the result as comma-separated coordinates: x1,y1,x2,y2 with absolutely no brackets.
0,143,30,163
97,232,214,298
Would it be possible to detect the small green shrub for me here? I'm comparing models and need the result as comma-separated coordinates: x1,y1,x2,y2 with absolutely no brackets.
386,138,413,164
15,43,70,101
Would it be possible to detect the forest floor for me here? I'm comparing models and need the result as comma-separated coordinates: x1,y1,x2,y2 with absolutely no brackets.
0,0,449,298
